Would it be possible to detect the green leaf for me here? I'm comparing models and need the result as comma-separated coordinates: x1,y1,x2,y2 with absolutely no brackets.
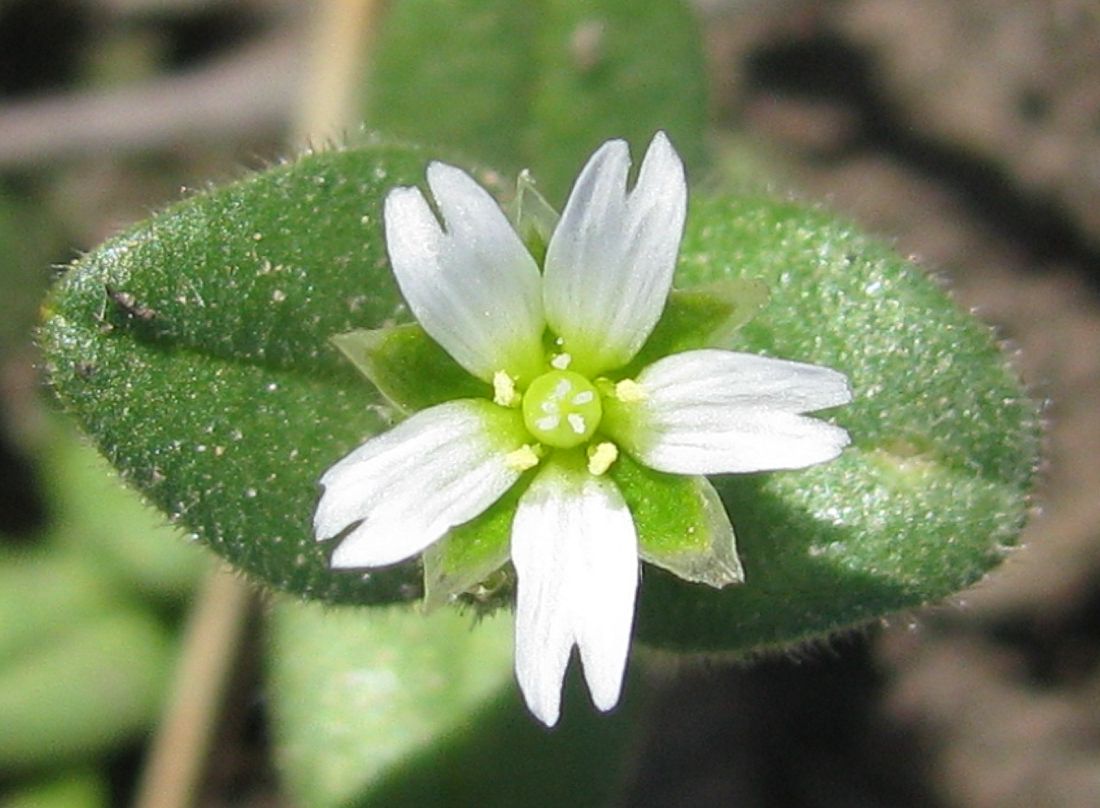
0,772,109,808
44,426,208,600
332,324,488,415
526,0,710,200
610,453,743,588
0,553,121,661
622,279,770,377
366,0,532,178
268,599,642,808
367,0,708,203
633,193,1040,652
41,144,433,606
41,147,1039,655
421,480,526,611
0,191,58,354
0,609,172,770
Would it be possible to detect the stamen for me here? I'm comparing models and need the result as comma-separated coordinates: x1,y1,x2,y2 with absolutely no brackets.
614,379,646,403
505,444,541,472
550,352,572,370
567,414,586,434
492,370,520,407
572,390,594,405
587,442,619,475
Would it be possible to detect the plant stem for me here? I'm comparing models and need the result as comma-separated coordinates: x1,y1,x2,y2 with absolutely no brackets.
132,567,253,808
292,0,384,147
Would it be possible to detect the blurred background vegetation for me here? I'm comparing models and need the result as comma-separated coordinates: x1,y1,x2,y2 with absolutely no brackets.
2,1,1100,806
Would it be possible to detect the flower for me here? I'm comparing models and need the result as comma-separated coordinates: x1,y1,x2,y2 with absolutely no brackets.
314,132,852,726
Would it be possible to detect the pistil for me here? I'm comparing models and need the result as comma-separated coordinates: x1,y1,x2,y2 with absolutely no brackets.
521,369,603,449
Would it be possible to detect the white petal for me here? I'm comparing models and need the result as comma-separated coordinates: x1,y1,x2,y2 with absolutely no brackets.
512,464,639,726
314,400,525,567
543,132,687,376
638,349,852,412
607,349,852,475
384,162,546,384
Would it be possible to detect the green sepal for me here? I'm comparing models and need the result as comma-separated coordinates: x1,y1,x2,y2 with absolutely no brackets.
610,452,744,588
0,609,173,769
332,324,488,415
621,279,769,377
510,170,560,267
421,479,529,611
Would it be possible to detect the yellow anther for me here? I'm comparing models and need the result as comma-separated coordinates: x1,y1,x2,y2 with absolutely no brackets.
492,370,520,407
587,442,619,476
505,444,541,472
614,379,646,403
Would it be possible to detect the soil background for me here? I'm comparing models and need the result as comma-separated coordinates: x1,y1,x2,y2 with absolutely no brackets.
2,1,1099,806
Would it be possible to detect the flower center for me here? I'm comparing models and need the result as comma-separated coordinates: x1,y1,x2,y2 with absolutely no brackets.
521,370,602,449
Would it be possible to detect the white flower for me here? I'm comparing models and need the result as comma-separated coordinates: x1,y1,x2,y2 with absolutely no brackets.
314,133,852,726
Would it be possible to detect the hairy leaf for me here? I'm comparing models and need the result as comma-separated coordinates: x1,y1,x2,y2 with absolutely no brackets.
41,149,1039,654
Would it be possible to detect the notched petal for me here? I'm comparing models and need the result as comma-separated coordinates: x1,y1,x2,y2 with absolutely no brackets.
314,400,526,568
639,349,852,413
420,479,529,612
543,132,687,376
605,349,851,476
384,163,546,384
511,461,638,726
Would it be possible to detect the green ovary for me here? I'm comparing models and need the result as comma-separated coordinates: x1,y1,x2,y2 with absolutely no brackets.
521,370,602,449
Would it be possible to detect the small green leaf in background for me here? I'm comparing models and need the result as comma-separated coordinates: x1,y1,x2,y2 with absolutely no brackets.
0,423,205,660
0,609,172,770
0,553,121,662
0,191,57,356
0,771,108,808
44,427,208,600
268,600,641,808
365,0,532,175
0,424,201,776
526,0,709,198
366,0,709,202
